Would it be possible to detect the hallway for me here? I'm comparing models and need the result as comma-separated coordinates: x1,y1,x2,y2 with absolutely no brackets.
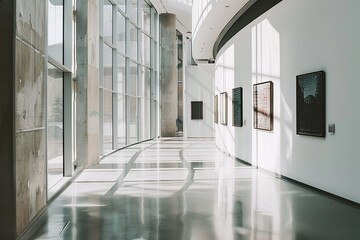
30,138,360,240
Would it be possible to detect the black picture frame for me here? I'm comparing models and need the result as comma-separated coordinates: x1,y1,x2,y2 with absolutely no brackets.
220,92,228,125
191,101,203,120
296,71,325,137
214,95,218,123
233,87,243,127
253,81,273,131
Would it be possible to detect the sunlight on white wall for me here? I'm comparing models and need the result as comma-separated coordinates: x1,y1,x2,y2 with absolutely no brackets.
215,52,224,149
251,19,282,174
215,44,235,154
282,94,293,163
184,66,215,137
224,45,235,155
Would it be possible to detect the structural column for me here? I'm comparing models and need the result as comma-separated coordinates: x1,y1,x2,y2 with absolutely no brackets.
160,13,177,137
76,0,100,168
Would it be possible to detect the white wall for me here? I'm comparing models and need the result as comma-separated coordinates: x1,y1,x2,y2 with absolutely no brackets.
215,0,360,203
184,65,215,138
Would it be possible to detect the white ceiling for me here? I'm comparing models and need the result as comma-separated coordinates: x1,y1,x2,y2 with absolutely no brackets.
192,0,250,61
150,0,192,34
150,0,251,61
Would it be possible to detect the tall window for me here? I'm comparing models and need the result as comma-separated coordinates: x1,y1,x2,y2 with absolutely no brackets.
48,0,64,63
99,0,158,155
47,0,74,197
47,0,64,193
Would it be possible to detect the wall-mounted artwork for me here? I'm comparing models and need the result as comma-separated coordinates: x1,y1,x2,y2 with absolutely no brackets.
296,71,325,137
191,101,203,120
220,92,228,125
253,81,273,131
214,95,218,123
233,87,243,127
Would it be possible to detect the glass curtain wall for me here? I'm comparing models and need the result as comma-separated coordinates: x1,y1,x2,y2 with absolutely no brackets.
47,0,64,191
99,0,158,155
47,0,74,196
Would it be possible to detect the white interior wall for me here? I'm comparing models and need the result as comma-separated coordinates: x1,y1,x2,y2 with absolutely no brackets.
215,0,360,203
184,65,215,138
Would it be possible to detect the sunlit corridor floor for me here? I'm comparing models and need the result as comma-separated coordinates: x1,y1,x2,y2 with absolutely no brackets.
30,138,360,240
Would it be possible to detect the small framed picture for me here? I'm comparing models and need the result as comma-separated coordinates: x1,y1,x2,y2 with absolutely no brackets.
214,95,218,123
253,81,273,131
191,101,203,120
233,87,243,127
220,92,228,125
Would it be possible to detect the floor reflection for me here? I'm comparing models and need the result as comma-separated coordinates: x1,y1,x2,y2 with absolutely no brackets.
31,138,360,240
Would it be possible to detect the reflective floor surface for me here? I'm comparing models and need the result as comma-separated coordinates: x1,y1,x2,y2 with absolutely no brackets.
30,138,360,240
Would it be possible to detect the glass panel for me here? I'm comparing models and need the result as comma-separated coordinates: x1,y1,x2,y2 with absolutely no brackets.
117,53,126,94
103,44,113,90
150,99,157,138
140,67,151,98
103,0,113,44
151,71,157,100
117,94,126,147
139,67,144,98
114,0,126,12
128,96,138,144
47,63,64,190
129,23,138,61
128,0,138,24
128,61,137,96
117,12,126,53
48,0,63,64
142,33,151,67
153,11,158,37
103,90,113,152
144,99,151,139
141,0,151,33
153,42,158,69
144,68,151,98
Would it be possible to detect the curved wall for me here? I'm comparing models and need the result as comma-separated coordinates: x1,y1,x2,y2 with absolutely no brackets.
215,0,360,203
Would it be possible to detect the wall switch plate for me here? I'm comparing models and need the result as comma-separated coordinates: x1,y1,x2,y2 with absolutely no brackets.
328,124,335,135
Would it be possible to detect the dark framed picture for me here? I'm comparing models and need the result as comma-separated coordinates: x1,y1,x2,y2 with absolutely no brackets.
233,87,243,127
253,81,273,131
214,95,218,123
220,92,228,125
191,101,203,120
296,71,325,137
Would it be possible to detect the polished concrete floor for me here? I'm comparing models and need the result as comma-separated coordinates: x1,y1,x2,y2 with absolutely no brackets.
30,138,360,240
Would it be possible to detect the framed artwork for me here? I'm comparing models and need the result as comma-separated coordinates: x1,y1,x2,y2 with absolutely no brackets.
253,81,273,131
233,87,243,127
220,92,228,125
191,101,203,120
214,95,218,123
296,71,325,137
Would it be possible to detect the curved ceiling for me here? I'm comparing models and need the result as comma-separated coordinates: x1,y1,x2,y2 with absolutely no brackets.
192,0,251,62
150,0,282,63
